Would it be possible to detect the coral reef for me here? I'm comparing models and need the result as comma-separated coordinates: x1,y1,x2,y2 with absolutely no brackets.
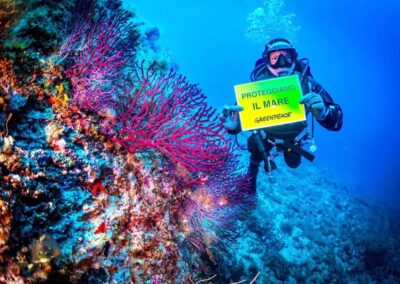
2,0,75,82
0,0,250,283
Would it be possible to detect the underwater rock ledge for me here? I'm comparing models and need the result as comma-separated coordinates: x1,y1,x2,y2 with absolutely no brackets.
1,1,399,283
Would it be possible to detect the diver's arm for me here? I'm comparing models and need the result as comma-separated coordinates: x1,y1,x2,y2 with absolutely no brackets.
309,78,343,131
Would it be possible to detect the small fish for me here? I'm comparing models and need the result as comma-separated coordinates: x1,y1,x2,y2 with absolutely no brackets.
94,222,106,234
89,178,107,197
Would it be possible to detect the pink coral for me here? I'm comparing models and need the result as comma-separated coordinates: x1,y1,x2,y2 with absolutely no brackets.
111,62,231,174
180,150,252,251
59,8,137,112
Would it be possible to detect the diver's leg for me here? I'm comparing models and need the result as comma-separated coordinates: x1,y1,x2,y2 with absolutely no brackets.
247,134,275,193
248,155,262,194
283,151,301,168
247,134,263,193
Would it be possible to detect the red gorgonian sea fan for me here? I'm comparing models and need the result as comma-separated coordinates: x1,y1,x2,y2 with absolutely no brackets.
55,2,231,175
57,5,138,112
181,149,253,251
110,62,231,174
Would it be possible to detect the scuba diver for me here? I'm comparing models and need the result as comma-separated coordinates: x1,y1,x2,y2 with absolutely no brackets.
220,38,343,193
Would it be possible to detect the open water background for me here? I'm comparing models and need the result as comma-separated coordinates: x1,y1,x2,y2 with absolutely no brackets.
128,0,400,209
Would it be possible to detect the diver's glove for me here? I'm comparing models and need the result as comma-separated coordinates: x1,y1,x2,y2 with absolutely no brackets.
300,92,328,121
219,105,243,130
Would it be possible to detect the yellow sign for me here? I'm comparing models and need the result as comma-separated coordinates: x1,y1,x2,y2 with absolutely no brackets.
234,75,306,131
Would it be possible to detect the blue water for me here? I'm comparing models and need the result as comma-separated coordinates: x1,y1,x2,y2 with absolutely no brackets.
128,0,400,209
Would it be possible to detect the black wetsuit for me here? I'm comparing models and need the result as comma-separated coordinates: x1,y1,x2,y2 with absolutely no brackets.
229,69,343,193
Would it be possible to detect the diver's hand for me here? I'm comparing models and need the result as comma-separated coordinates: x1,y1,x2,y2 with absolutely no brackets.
219,105,243,130
300,93,327,121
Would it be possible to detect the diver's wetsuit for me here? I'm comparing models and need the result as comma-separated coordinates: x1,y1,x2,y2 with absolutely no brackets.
229,70,343,193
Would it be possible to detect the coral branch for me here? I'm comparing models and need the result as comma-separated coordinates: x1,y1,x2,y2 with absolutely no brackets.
111,62,230,174
58,4,139,112
189,274,217,284
249,272,260,284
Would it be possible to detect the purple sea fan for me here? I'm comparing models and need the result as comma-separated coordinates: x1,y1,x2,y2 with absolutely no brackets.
57,4,139,112
181,149,253,250
111,62,231,174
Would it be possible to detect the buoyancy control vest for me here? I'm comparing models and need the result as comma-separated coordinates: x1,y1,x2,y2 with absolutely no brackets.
249,58,313,141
